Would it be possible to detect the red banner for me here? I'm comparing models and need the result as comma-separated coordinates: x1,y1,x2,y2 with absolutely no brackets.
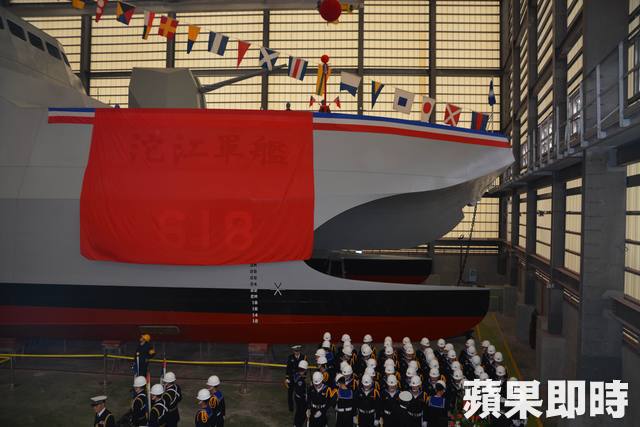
80,109,314,265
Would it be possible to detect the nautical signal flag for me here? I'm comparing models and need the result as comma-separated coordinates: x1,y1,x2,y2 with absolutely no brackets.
142,11,155,40
288,56,308,81
115,1,135,25
488,79,496,106
259,47,279,70
371,81,384,108
237,41,251,67
208,31,229,56
470,111,490,131
315,63,331,96
158,16,178,39
444,103,462,126
339,72,361,97
421,96,436,122
71,0,85,10
95,0,108,22
393,88,415,115
187,25,200,54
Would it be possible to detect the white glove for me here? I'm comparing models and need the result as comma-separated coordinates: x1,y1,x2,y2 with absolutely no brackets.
374,420,379,426
314,410,322,418
306,409,310,418
285,379,290,384
353,416,358,424
422,422,427,427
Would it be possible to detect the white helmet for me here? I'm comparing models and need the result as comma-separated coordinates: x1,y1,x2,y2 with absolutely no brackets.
479,372,489,380
386,375,398,387
341,334,351,343
429,368,440,378
133,376,147,388
471,355,482,366
363,334,373,344
206,375,220,387
342,345,353,356
410,376,422,387
384,346,394,356
466,346,477,356
425,347,435,356
437,339,446,348
474,366,484,377
312,371,324,385
361,344,372,357
340,361,348,371
481,340,490,349
451,361,461,371
150,384,164,396
429,359,439,370
322,340,331,349
197,389,211,401
366,359,377,369
496,366,506,377
298,360,309,370
406,367,417,378
317,356,327,365
323,332,332,341
341,364,353,376
362,374,373,387
408,360,418,371
315,348,326,358
383,336,393,346
487,345,496,356
453,370,464,381
384,365,395,375
384,358,395,368
444,343,454,353
494,352,504,363
365,367,376,378
465,338,475,348
426,353,435,363
163,372,176,383
404,345,415,355
335,373,344,383
420,337,430,347
447,350,457,360
402,337,411,346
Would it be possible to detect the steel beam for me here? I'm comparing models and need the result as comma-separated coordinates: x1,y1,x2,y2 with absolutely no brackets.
357,5,364,115
79,14,92,94
261,10,270,110
429,0,437,124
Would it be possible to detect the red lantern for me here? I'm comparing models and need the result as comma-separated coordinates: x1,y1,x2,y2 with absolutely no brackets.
319,0,342,23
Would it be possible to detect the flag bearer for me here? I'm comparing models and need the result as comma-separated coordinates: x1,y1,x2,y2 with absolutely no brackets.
148,384,168,427
162,371,182,427
131,376,148,426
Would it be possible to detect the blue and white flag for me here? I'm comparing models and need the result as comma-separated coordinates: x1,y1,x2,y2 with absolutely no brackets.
259,47,279,70
339,72,361,97
393,88,415,115
288,56,308,81
488,79,496,107
208,31,229,56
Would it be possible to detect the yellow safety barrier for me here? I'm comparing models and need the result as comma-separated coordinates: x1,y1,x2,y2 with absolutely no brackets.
0,353,103,359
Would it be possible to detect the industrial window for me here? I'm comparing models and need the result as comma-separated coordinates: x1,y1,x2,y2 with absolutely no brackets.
567,0,582,29
519,109,528,172
567,35,582,96
564,178,582,274
28,32,44,51
364,0,429,69
202,75,262,110
518,193,527,248
625,162,640,302
7,19,26,41
89,77,130,107
25,16,81,71
443,197,499,240
536,186,552,260
536,0,553,75
506,196,513,243
435,76,501,131
45,41,61,60
519,25,528,106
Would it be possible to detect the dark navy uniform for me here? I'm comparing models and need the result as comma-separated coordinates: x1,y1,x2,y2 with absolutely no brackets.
208,390,225,427
148,400,168,427
130,391,148,426
425,394,448,427
94,408,115,427
286,352,307,411
381,389,400,426
307,384,336,427
405,393,428,427
134,341,155,377
195,406,213,427
335,387,355,427
355,387,381,427
162,383,182,427
292,372,308,427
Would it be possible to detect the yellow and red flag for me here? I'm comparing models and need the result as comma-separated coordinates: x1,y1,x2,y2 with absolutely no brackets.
158,16,178,39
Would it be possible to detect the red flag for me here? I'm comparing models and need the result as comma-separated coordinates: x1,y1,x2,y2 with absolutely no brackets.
333,97,341,109
158,16,178,39
80,109,315,265
95,0,108,22
444,103,462,126
237,40,250,67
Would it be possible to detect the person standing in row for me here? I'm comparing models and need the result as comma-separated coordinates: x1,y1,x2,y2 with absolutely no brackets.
130,376,148,427
286,345,307,413
195,389,214,427
162,372,182,427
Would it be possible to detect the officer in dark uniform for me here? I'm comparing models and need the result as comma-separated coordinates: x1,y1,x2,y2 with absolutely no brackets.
425,381,448,427
133,334,156,377
286,345,307,412
206,375,225,427
149,384,168,427
91,395,115,427
292,360,309,427
408,376,429,427
307,371,337,427
335,374,355,427
130,376,148,426
381,375,400,427
161,372,182,427
355,374,380,427
389,391,414,427
195,389,214,427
